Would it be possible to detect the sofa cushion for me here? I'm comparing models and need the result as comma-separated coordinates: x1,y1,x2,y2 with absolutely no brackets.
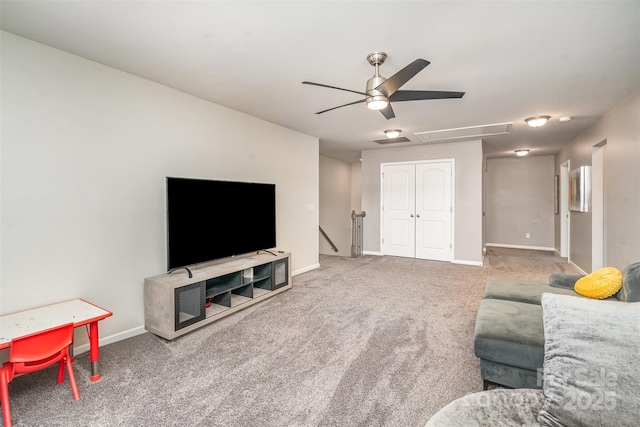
474,299,544,372
537,293,640,427
480,359,542,390
425,388,545,427
617,261,640,302
548,273,583,290
483,276,584,305
574,266,623,299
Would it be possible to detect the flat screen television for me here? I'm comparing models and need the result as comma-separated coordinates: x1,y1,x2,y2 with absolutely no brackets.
166,177,276,271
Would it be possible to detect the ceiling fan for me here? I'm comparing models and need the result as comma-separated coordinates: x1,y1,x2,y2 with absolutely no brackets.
302,52,465,120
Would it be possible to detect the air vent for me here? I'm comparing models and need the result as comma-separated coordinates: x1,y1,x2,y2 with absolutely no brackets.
414,122,512,143
373,136,411,145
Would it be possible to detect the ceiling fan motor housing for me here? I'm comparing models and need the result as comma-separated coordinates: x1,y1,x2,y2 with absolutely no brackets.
366,75,387,98
366,52,389,108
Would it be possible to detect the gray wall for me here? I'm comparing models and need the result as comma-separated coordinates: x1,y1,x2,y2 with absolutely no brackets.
1,32,320,346
361,140,483,265
555,90,640,272
319,155,352,255
485,156,555,249
350,162,362,214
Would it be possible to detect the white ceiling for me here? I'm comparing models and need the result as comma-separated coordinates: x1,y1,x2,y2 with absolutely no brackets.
2,1,639,163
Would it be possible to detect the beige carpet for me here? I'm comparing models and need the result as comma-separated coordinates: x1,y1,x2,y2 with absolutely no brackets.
5,247,579,426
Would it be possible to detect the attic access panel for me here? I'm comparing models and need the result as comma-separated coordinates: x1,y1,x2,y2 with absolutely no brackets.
414,123,512,143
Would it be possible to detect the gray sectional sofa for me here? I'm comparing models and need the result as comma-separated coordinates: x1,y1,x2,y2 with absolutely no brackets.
473,262,640,390
426,262,640,426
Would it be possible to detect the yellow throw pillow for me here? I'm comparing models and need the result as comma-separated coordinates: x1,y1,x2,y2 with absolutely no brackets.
574,267,623,299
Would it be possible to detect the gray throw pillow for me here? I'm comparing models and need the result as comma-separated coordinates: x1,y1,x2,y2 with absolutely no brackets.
538,293,640,427
617,261,640,302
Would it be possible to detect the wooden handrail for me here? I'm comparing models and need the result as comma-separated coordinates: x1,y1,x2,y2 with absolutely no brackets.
319,226,339,252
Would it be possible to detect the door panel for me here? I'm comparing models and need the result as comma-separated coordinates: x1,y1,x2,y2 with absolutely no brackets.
415,162,452,261
421,220,445,249
382,164,415,257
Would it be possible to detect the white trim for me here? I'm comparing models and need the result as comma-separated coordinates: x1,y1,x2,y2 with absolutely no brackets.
569,260,588,275
452,259,483,266
73,325,146,355
363,250,383,256
592,142,606,270
485,243,556,252
560,161,570,259
292,263,319,276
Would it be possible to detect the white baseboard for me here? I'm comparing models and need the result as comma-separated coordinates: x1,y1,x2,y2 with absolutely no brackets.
292,263,319,276
74,325,147,355
569,260,588,275
452,259,483,266
485,243,556,252
363,251,483,266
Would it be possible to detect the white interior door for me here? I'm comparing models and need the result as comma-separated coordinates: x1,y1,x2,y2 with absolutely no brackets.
382,160,453,261
382,164,415,257
415,162,452,261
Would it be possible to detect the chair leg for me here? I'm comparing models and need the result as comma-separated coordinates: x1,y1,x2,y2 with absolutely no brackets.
57,360,65,384
1,369,13,427
65,357,80,400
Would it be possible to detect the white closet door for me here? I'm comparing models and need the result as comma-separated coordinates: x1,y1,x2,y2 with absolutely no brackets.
382,164,415,258
415,162,452,261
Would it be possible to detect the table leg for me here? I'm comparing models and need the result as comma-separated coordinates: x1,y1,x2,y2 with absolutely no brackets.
88,321,101,381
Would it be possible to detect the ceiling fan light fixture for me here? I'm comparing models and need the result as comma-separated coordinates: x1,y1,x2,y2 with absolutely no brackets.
515,149,530,157
525,116,550,128
385,129,401,138
366,95,389,111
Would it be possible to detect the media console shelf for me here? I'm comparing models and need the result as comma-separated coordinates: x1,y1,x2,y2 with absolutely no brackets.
144,251,291,340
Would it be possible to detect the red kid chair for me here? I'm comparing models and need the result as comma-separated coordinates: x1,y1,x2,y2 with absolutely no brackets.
0,323,80,427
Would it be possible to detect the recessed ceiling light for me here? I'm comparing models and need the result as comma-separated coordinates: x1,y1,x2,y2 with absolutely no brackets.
559,116,572,123
385,129,401,138
515,149,530,157
525,116,550,127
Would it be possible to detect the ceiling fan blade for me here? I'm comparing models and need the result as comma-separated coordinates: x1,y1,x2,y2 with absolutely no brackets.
390,90,465,102
380,104,395,120
302,81,367,96
315,99,366,115
375,59,430,97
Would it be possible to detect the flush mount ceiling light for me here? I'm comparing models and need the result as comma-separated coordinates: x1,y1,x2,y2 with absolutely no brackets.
559,116,572,123
385,129,401,138
525,116,551,127
515,149,530,157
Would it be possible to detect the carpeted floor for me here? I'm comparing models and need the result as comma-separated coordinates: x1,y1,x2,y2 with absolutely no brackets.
5,247,579,426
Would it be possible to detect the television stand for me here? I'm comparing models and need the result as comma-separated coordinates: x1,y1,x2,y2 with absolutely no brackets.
144,251,291,340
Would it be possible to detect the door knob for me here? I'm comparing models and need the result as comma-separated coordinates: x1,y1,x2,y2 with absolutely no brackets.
410,214,414,218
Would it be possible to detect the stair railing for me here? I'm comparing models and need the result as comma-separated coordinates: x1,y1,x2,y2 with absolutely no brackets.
351,211,366,258
319,226,339,253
